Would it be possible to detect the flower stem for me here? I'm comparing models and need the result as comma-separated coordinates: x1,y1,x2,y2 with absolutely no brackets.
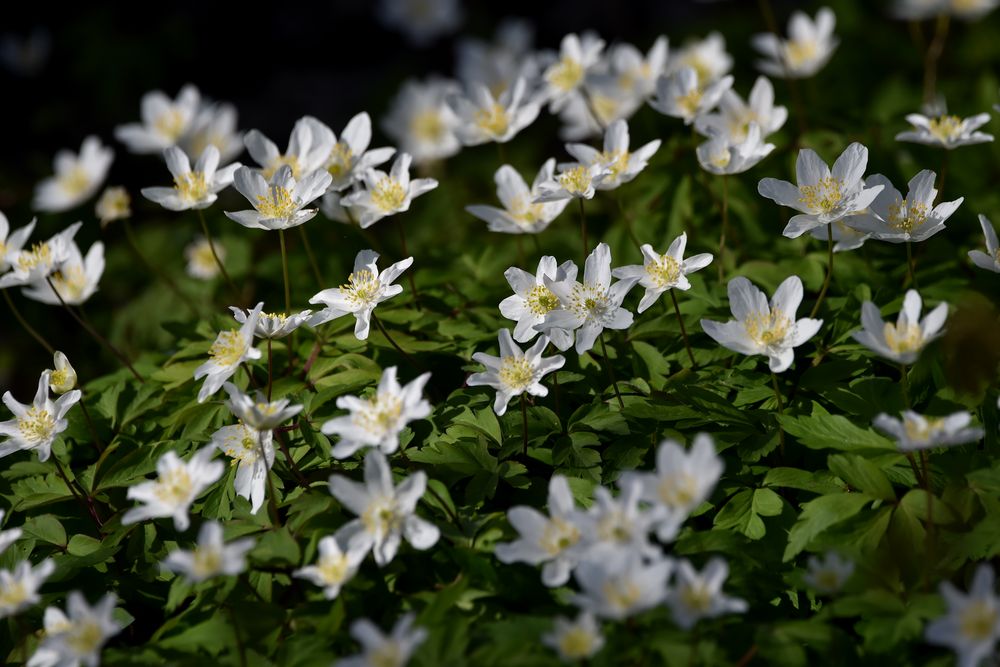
599,332,624,409
297,225,325,288
520,394,529,456
273,430,309,489
278,230,292,316
196,209,240,301
3,289,54,354
900,363,911,408
372,312,422,371
809,225,834,318
259,431,282,528
52,455,103,532
76,397,105,454
613,191,642,253
771,371,786,458
670,290,697,368
578,198,589,263
46,277,143,383
396,219,421,309
267,339,273,401
514,235,525,268
906,241,918,288
717,174,729,282
923,12,950,105
123,219,200,318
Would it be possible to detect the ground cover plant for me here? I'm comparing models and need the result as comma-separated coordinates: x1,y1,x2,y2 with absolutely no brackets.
1,0,1000,664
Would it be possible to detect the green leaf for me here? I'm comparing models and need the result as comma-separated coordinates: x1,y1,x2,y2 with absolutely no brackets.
764,467,845,495
783,492,873,561
899,489,958,525
753,488,784,517
828,454,896,501
20,514,67,547
778,403,895,453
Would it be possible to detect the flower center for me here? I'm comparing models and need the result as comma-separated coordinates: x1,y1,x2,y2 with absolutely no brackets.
223,425,261,464
341,269,381,306
17,407,55,445
327,142,354,178
590,93,620,124
60,166,92,196
66,620,106,655
557,626,598,659
17,243,53,272
256,185,298,219
209,329,247,367
599,150,629,180
814,569,843,591
361,496,401,535
679,582,713,614
153,467,193,505
154,109,186,141
558,166,592,196
647,255,681,288
355,393,404,438
190,241,219,275
49,267,88,301
959,600,999,642
474,103,510,137
508,196,546,226
680,56,711,85
410,110,447,142
882,321,923,355
317,551,351,585
263,154,301,180
540,516,581,556
744,310,791,346
0,581,28,610
371,178,407,212
369,644,404,667
192,546,223,579
887,201,929,233
498,357,535,392
526,285,560,315
658,473,700,509
568,283,611,321
785,39,818,68
798,176,843,214
677,89,703,117
603,579,643,613
902,416,944,443
928,115,963,142
547,57,584,92
50,369,70,390
174,171,209,202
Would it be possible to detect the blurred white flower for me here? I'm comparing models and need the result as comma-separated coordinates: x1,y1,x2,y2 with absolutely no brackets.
804,552,854,594
193,302,263,403
450,77,541,146
0,510,22,556
123,447,224,531
969,214,1000,273
34,136,114,213
597,36,669,103
541,33,606,113
115,84,200,154
572,546,672,620
163,520,255,583
851,289,946,364
94,186,131,228
141,145,240,211
612,233,713,313
564,119,660,190
21,238,104,307
696,122,775,175
377,0,461,45
666,558,748,629
27,592,121,667
542,612,605,662
294,534,366,600
0,559,54,619
752,7,839,78
245,116,335,180
184,235,225,280
925,564,1000,667
0,370,80,463
226,165,331,231
874,410,984,451
500,255,578,350
222,382,302,432
340,153,438,229
896,111,993,149
667,32,733,85
456,19,537,98
466,160,570,234
468,329,565,416
649,66,733,125
0,211,35,272
584,478,661,559
845,170,962,243
335,613,428,667
182,101,244,164
382,77,462,165
695,76,787,142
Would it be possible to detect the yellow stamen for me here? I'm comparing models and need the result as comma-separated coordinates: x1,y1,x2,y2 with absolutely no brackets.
887,201,929,234
174,171,209,202
327,142,354,178
370,178,407,212
153,467,193,505
526,285,560,316
927,115,963,143
474,103,510,137
340,269,381,306
744,310,791,346
209,330,247,367
646,254,681,288
547,57,584,92
798,176,843,214
498,357,535,392
883,321,923,355
17,407,55,445
256,186,298,219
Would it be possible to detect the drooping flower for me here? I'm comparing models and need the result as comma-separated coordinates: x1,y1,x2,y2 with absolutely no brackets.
122,447,224,531
0,370,80,463
141,145,240,211
226,165,332,231
0,212,36,272
0,222,82,290
564,119,661,191
896,110,994,149
499,256,578,350
468,329,565,416
193,302,263,403
229,306,313,340
33,136,114,213
94,186,131,228
757,142,884,239
244,116,335,180
114,84,200,153
20,238,104,306
209,422,274,514
184,235,225,281
223,383,303,432
0,559,54,619
844,170,962,243
340,153,438,229
694,76,787,142
381,77,462,165
334,613,428,667
572,546,672,620
612,233,713,313
924,564,1000,667
495,474,591,587
649,66,734,125
851,289,947,364
46,352,77,395
450,77,541,146
321,366,431,459
701,275,822,373
695,122,775,175
466,160,570,234
27,592,121,667
294,534,366,600
874,410,984,451
308,250,414,339
970,214,1000,273
328,450,439,566
321,112,396,192
537,243,638,354
541,612,605,663
163,520,255,583
666,558,748,629
804,551,854,594
752,7,839,78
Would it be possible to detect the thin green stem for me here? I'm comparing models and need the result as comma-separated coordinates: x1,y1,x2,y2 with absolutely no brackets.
52,455,103,531
297,225,325,288
278,230,292,316
267,339,273,401
771,372,786,458
520,394,529,456
923,13,950,105
578,198,589,263
76,396,104,454
273,430,309,489
614,191,642,252
599,333,624,409
906,241,918,288
3,289,54,354
670,290,697,368
809,225,834,318
123,219,200,317
197,209,240,301
372,313,422,371
900,363,911,408
718,174,729,282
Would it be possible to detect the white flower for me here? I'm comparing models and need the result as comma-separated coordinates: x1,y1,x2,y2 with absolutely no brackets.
533,162,609,202
758,142,884,239
294,534,366,600
322,366,431,459
694,76,787,142
925,564,1000,667
894,0,998,21
381,77,462,165
27,592,121,667
466,160,570,234
538,243,638,355
649,66,734,125
970,214,1000,273
209,422,274,514
181,101,244,164
193,302,263,403
456,19,537,98
94,187,131,227
541,33,606,113
804,552,854,594
667,32,733,85
874,410,984,451
377,0,461,45
896,112,994,149
0,510,22,555
229,306,312,340
184,235,225,280
752,7,839,78
701,275,822,373
494,474,590,587
308,250,414,340
598,36,669,103
696,122,775,175
141,145,240,211
335,613,428,667
450,77,541,146
114,84,200,153
163,520,255,583
564,119,660,191
844,170,962,243
622,433,723,542
340,153,438,229
226,165,332,231
611,233,713,314
553,93,605,142
499,256,578,350
328,450,439,566
320,191,352,224
851,289,947,364
244,116,335,180
584,478,661,559
0,559,54,619
468,329,565,416
321,112,396,192
948,0,999,19
122,447,224,531
572,546,672,620
0,212,36,272
541,611,605,662
20,239,104,306
47,352,77,395
223,383,302,432
666,558,748,629
0,370,80,463
0,222,82,290
33,136,113,212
